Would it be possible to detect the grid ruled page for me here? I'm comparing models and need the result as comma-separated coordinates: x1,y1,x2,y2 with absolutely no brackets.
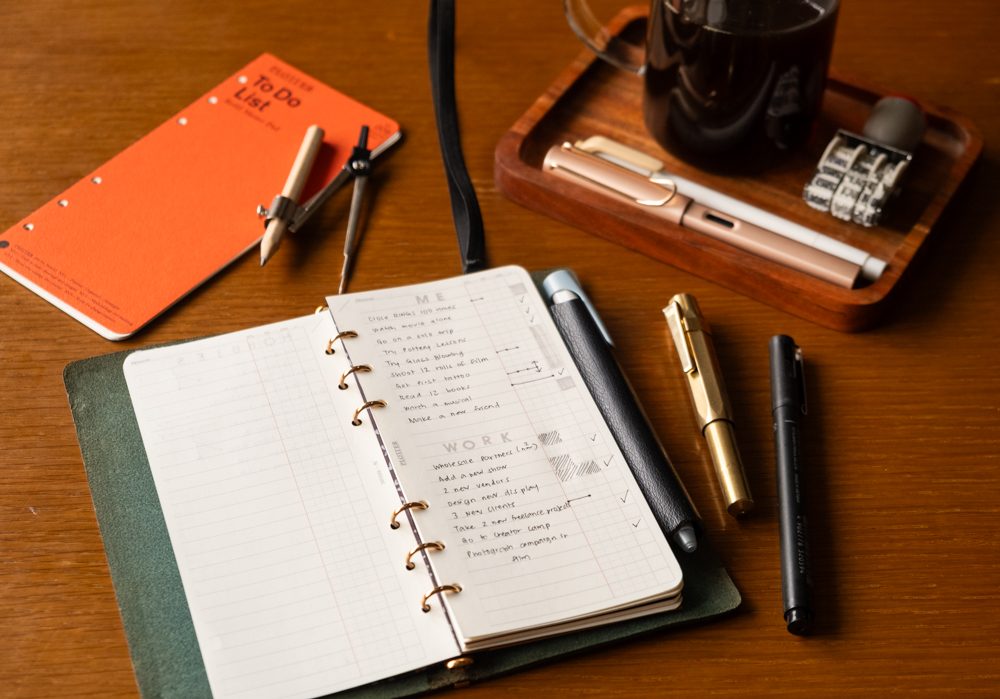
123,314,456,699
326,266,682,645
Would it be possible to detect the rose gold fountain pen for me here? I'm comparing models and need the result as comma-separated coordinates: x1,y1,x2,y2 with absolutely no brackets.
542,143,861,288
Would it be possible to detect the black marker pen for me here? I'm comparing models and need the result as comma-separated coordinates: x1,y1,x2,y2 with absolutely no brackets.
770,335,813,635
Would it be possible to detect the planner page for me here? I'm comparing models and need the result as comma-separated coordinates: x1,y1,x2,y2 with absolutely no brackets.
123,313,458,699
325,266,683,648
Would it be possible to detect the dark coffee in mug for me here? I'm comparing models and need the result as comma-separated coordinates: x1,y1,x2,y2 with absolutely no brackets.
643,0,839,170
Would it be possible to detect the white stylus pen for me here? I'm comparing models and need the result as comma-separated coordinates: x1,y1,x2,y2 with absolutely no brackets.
575,137,888,283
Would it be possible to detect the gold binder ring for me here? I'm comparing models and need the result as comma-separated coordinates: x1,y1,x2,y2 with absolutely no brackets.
390,500,428,530
325,330,359,355
405,541,445,570
421,584,462,613
339,364,373,390
352,399,387,426
314,305,328,314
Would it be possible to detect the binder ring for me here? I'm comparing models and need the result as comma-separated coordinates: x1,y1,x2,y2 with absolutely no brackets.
405,541,445,570
326,331,359,354
315,305,328,314
390,500,428,529
339,364,373,390
352,399,387,426
421,584,462,613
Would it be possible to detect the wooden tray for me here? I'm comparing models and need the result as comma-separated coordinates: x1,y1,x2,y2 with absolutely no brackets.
494,5,983,332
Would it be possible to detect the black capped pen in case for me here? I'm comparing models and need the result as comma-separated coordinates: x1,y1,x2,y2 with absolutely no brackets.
542,271,702,553
770,335,814,635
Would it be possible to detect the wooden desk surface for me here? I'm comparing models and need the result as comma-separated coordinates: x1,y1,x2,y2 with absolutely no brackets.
2,0,997,696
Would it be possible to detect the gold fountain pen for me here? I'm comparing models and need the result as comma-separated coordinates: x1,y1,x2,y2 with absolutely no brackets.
663,294,754,517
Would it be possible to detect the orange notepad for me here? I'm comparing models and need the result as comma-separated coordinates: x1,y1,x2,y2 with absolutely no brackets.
0,54,400,340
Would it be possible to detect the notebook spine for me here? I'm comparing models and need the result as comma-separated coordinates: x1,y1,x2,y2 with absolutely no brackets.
325,326,461,612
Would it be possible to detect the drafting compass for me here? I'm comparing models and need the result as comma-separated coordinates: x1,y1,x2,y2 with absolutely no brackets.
257,125,379,292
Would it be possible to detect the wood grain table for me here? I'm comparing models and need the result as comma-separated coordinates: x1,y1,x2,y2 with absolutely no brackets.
1,0,997,696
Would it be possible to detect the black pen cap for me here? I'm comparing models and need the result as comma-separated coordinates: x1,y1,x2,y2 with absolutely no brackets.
769,335,805,414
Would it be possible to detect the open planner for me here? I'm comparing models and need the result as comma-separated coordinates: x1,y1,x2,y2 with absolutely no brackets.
122,266,684,699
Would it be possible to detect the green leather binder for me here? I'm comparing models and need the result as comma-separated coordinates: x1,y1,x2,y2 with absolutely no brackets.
64,334,741,699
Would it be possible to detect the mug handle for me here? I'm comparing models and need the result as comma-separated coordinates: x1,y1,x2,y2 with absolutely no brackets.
564,0,647,74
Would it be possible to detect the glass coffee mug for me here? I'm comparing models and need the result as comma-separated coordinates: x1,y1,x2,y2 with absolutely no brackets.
565,0,840,170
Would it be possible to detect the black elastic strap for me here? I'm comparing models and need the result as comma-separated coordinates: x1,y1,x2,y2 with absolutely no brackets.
428,0,487,274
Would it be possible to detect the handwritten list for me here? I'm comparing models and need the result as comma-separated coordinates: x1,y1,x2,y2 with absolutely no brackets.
328,266,682,644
